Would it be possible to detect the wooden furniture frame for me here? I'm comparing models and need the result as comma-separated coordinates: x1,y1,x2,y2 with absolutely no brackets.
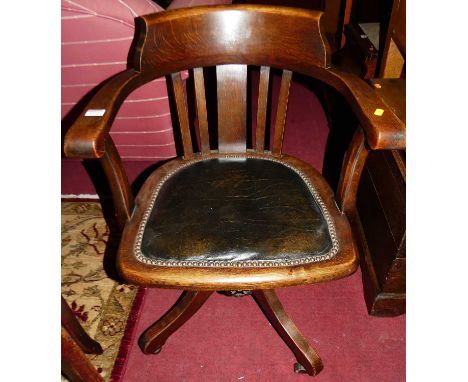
64,5,405,376
379,0,405,78
350,0,406,315
355,78,405,316
340,23,379,79
61,296,104,382
330,0,406,315
233,0,354,51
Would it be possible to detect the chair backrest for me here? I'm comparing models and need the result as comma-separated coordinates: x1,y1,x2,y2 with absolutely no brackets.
131,5,332,158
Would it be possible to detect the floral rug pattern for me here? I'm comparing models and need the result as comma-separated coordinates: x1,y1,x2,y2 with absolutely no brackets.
61,202,138,381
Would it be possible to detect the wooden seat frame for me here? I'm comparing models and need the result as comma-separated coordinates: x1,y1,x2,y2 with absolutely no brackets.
64,5,405,376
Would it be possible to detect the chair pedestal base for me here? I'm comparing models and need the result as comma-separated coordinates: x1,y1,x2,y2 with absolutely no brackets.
139,289,323,376
253,290,323,376
139,291,213,354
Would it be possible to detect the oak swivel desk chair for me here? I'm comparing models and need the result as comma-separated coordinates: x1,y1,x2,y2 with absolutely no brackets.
64,5,406,376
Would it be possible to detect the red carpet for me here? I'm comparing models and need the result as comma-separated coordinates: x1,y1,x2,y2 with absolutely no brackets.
116,270,405,381
112,78,405,381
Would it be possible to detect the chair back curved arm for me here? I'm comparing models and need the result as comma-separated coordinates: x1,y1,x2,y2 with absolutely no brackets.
131,5,404,151
135,5,331,74
64,5,405,230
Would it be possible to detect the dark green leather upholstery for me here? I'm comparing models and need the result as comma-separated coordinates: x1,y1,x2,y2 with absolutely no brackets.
140,158,334,266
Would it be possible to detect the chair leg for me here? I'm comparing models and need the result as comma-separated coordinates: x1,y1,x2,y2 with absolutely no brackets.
62,327,104,382
139,291,213,354
252,289,324,376
61,296,103,355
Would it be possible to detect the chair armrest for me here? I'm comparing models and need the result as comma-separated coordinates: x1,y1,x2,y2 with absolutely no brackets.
327,67,406,150
63,69,146,159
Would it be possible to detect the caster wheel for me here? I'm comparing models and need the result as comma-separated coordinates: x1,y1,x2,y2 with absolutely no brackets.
294,362,307,374
153,347,162,354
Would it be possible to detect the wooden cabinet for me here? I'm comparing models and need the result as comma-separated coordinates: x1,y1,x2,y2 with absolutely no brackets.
356,149,405,316
320,76,405,317
355,78,405,316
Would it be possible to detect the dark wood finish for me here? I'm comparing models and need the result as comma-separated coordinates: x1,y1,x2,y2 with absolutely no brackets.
99,138,134,231
369,78,405,122
171,72,194,158
255,66,270,152
63,5,406,374
253,290,323,376
136,6,331,73
193,67,210,154
234,0,353,51
391,0,405,56
217,64,247,153
61,296,103,355
139,291,213,354
64,69,144,158
339,0,354,47
336,127,369,215
354,79,405,316
379,0,405,78
61,297,103,382
62,328,104,382
272,70,292,155
330,8,406,316
355,149,405,316
337,23,379,80
63,6,405,163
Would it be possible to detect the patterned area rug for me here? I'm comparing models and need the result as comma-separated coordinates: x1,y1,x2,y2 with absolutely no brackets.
61,202,142,381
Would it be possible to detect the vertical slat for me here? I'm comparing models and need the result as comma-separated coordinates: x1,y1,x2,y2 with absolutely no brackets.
216,64,247,153
193,68,210,154
272,70,293,155
171,72,193,158
256,66,270,152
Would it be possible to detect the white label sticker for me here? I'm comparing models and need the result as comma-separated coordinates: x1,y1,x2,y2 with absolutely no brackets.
84,109,106,117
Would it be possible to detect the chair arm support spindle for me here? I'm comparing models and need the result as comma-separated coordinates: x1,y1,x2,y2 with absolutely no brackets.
336,127,369,215
100,138,135,231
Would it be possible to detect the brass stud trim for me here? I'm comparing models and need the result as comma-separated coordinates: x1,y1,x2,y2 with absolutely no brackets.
133,154,339,268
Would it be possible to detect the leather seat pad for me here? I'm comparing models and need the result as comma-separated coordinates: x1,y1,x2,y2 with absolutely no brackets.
140,158,334,265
